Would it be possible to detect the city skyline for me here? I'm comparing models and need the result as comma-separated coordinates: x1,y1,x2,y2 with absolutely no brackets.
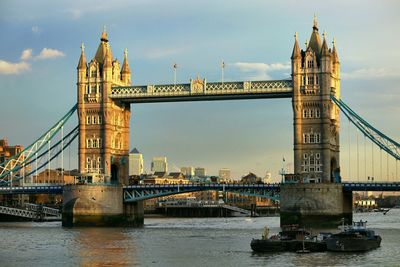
0,1,399,182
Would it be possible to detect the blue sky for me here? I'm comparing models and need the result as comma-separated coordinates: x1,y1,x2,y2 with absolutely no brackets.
1,0,399,181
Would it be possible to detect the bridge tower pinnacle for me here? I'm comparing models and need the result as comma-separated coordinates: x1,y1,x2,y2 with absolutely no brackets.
291,19,341,183
76,30,132,184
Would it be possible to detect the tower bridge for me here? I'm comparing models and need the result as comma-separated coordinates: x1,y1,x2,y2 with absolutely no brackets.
1,18,399,227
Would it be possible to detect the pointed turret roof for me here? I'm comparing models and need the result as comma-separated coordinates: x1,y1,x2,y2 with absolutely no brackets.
130,148,140,154
94,28,113,65
307,15,322,57
332,38,339,63
321,31,329,57
103,46,112,69
291,32,301,59
121,48,131,74
77,43,87,70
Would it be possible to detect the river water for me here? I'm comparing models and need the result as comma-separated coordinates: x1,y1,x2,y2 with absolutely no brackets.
1,210,400,267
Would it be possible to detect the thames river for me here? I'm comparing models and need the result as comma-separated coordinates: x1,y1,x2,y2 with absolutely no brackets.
1,210,400,267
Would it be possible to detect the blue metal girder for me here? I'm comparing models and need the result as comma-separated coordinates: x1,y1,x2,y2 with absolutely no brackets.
0,104,78,183
123,184,280,202
342,182,400,191
0,186,63,195
331,95,400,160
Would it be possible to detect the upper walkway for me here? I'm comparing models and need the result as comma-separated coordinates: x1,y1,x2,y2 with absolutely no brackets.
110,79,293,103
0,182,399,197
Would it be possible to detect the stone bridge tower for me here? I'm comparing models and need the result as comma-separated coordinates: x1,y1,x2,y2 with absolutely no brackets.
77,30,131,184
291,17,341,183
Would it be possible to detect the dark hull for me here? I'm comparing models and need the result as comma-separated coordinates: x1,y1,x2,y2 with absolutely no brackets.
251,239,327,252
326,236,382,252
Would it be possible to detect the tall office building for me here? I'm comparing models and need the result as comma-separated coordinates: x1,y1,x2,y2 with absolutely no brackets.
219,168,231,180
151,156,168,173
194,167,206,177
129,148,144,176
180,166,194,178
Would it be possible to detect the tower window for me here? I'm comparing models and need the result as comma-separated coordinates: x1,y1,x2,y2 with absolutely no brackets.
315,109,321,118
86,116,91,125
309,155,315,165
315,76,319,85
316,153,320,159
303,109,308,118
307,76,314,85
310,134,315,143
309,109,314,118
303,134,309,144
303,153,308,159
316,133,321,143
307,60,314,68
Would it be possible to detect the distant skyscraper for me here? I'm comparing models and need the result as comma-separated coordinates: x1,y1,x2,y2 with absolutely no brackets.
129,148,144,176
181,166,194,178
219,168,231,180
194,167,206,177
151,156,168,173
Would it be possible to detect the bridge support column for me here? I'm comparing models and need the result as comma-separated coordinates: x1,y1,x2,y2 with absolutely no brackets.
280,183,352,228
62,184,143,227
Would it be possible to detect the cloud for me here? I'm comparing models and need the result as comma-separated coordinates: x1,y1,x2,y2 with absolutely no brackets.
20,49,33,61
0,60,31,75
342,67,400,80
35,48,65,60
232,62,291,80
31,26,40,33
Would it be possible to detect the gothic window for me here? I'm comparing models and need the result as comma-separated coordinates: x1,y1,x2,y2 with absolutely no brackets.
90,85,96,94
86,157,91,171
307,60,314,68
303,153,308,159
316,165,321,172
303,134,309,144
315,76,319,85
86,139,92,148
310,134,315,143
85,85,90,94
316,133,321,143
309,154,315,165
86,116,91,125
316,153,320,159
303,109,308,118
91,69,97,78
92,116,97,124
309,109,314,118
307,76,314,85
97,157,101,171
302,76,306,86
92,139,98,148
98,115,102,124
315,108,321,118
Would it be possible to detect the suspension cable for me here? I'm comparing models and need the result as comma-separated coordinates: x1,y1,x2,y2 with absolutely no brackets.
357,129,359,182
348,119,351,180
364,135,367,181
371,142,374,182
380,149,382,182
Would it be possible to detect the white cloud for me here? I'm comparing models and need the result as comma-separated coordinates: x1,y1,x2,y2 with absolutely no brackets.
232,62,291,80
0,60,31,75
342,68,400,80
20,49,33,61
35,48,65,60
31,26,40,33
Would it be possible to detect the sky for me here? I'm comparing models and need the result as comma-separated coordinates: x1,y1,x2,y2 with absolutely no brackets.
0,0,399,182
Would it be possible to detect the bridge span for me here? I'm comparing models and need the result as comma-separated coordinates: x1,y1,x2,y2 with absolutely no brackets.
1,182,399,201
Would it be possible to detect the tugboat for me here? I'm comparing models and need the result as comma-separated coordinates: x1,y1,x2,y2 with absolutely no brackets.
326,220,382,252
250,225,327,252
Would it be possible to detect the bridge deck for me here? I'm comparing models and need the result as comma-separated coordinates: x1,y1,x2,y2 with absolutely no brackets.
111,79,293,103
0,182,399,196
